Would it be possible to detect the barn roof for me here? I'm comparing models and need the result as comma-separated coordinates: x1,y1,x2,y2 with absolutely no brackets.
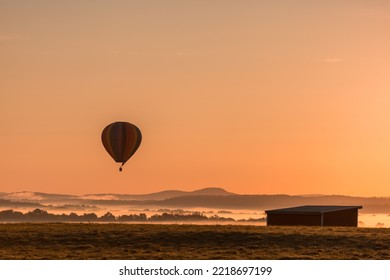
265,205,362,215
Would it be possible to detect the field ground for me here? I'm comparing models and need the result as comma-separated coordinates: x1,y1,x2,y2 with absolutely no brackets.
0,223,389,259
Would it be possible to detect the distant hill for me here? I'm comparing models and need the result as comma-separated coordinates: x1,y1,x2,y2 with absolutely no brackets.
155,194,390,213
189,187,235,196
1,188,390,213
0,199,45,209
76,194,390,213
81,187,235,201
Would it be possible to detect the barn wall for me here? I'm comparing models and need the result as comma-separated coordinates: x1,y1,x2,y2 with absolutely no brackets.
267,213,321,226
323,209,359,227
267,209,360,226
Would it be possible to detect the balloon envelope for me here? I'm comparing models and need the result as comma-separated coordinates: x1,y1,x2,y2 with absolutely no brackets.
101,122,142,168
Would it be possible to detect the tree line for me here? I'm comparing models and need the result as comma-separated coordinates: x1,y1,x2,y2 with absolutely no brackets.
0,209,242,222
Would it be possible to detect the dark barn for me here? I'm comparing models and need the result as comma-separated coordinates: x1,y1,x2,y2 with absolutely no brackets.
265,205,362,227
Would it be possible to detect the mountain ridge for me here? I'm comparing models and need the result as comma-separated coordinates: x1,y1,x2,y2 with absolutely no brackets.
1,188,390,213
0,187,236,202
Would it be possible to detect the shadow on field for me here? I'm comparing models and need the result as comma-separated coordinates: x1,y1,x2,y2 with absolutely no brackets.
0,223,389,259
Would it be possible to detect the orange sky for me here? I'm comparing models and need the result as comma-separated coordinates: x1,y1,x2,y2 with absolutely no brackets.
1,1,390,196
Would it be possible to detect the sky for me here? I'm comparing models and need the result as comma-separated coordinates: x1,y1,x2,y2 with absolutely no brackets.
1,1,390,196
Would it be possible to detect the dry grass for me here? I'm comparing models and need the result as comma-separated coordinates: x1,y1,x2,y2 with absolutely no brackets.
0,223,389,259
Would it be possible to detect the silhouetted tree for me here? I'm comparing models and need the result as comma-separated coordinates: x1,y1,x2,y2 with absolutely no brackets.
100,212,116,222
0,210,24,221
81,213,98,222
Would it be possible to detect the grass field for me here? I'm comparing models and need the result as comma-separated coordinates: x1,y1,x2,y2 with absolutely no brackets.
0,223,389,259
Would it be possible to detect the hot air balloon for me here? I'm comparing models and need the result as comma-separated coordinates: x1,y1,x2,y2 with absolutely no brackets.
101,122,142,171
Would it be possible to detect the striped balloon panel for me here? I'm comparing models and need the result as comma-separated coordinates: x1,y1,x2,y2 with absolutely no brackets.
101,122,142,164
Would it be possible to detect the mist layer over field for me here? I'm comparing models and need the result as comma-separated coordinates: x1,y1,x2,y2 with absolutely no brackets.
1,207,389,227
1,189,390,227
